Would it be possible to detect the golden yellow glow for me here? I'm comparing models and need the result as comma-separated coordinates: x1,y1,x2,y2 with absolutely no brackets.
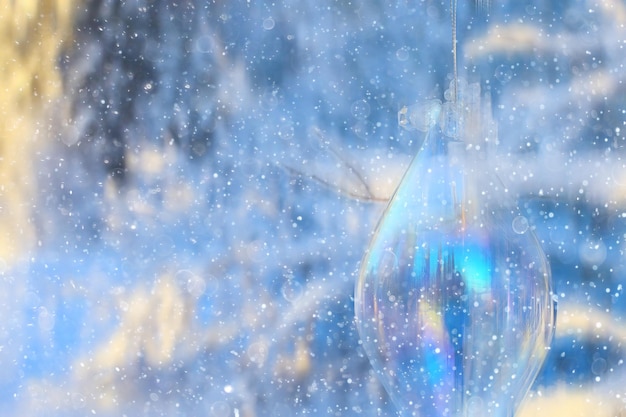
0,1,75,261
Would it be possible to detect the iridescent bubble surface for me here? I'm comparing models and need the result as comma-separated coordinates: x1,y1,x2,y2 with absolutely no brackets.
355,82,555,417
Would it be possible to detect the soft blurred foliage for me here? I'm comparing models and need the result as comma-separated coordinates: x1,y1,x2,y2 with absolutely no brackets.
0,0,74,260
0,0,625,416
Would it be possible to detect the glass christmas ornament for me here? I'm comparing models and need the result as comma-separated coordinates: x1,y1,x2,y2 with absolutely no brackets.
355,79,555,417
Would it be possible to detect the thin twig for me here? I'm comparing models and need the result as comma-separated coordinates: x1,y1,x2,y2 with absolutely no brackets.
280,164,388,203
312,128,380,200
278,128,390,202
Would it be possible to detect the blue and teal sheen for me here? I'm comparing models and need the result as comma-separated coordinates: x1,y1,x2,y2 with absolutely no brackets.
355,83,554,417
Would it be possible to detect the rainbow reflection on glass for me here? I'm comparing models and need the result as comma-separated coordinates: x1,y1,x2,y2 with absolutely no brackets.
355,81,555,417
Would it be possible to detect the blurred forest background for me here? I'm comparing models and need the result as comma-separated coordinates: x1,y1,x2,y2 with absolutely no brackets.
0,0,625,416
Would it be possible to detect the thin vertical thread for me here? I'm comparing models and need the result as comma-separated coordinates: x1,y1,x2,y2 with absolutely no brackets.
451,0,458,102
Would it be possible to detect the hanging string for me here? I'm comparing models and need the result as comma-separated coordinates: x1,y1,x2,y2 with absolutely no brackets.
451,0,458,103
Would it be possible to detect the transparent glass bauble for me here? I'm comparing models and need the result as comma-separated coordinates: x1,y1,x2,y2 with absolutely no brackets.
355,81,555,417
